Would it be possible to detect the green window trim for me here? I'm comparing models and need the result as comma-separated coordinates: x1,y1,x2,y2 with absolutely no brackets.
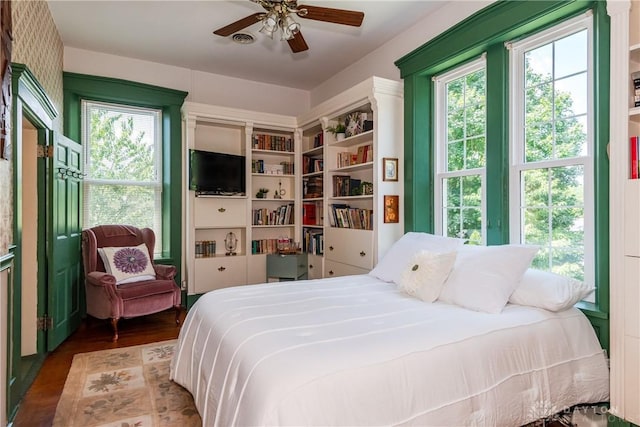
395,0,610,349
62,72,188,278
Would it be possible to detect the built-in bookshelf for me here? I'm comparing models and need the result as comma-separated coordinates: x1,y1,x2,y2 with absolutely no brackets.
297,77,404,278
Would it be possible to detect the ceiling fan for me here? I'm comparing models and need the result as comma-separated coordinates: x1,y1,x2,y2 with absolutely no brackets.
213,0,365,53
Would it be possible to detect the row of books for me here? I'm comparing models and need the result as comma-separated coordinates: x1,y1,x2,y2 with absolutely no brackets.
252,204,295,226
195,240,216,258
253,133,294,152
251,238,280,254
302,202,323,226
303,228,324,255
630,135,640,179
336,144,373,168
303,176,323,199
633,71,640,107
302,155,323,174
332,175,362,197
328,204,373,230
313,132,324,148
252,159,294,175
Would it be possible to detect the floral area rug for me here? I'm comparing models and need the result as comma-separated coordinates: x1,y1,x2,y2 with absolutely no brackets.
53,340,201,427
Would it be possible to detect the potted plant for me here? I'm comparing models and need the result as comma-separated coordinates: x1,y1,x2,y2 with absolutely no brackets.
326,121,346,141
256,188,269,199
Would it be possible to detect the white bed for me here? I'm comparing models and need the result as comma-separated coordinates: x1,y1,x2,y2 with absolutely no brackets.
170,274,609,426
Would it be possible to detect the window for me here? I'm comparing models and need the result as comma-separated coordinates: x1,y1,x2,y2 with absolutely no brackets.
435,58,486,245
82,101,163,253
509,15,594,286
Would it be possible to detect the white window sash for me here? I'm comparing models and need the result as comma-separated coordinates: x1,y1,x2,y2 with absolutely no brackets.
434,56,487,242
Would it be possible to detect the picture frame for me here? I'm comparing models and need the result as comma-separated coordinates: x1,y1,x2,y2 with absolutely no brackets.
384,195,399,223
382,157,398,182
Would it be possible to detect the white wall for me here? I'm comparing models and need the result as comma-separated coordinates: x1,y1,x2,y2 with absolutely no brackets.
64,47,310,116
309,1,494,106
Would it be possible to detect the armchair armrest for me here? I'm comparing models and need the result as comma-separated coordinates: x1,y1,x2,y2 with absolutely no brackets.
86,271,117,287
154,264,176,280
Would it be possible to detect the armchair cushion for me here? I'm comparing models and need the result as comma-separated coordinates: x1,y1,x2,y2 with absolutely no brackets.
98,243,156,285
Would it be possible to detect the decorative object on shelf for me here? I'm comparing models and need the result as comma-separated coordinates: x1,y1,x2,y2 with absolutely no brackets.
274,180,285,199
360,181,373,195
345,111,371,137
212,1,364,53
224,232,238,256
383,157,398,182
256,188,269,198
384,195,399,223
326,121,346,141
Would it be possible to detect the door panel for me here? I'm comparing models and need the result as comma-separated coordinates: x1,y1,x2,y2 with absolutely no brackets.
47,131,83,351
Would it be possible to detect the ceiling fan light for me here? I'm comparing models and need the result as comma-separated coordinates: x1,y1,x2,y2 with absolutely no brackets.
284,15,300,35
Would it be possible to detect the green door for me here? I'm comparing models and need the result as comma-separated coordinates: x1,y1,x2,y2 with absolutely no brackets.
46,131,83,350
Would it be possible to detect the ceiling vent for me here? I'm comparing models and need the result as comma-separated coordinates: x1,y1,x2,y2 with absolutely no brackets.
231,32,255,45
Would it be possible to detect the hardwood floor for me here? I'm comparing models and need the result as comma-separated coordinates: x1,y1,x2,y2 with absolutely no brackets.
12,309,184,427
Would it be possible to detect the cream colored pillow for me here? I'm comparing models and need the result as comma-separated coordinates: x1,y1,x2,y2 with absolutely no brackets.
397,250,458,302
98,243,156,285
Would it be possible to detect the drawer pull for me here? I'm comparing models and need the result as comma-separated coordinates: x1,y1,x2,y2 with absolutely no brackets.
359,251,366,257
309,264,313,269
329,246,334,251
218,207,226,213
328,270,334,276
218,266,226,272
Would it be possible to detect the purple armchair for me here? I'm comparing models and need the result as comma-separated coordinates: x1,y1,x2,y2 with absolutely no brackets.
81,225,182,341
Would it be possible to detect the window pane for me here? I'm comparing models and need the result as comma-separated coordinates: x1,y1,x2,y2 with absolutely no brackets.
445,208,461,238
525,43,553,86
525,82,553,122
87,106,158,182
445,177,461,207
447,79,464,112
84,183,160,231
551,166,584,206
447,140,464,171
556,115,587,157
531,247,551,270
465,70,486,104
462,175,482,206
462,208,482,244
524,121,553,162
554,30,587,79
551,246,584,282
447,109,464,141
523,207,550,245
466,136,485,168
466,103,485,139
522,169,549,207
555,73,587,117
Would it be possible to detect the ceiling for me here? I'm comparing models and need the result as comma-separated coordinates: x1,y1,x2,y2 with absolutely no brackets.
47,1,445,90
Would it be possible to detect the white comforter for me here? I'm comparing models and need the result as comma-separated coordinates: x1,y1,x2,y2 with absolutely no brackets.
170,275,609,426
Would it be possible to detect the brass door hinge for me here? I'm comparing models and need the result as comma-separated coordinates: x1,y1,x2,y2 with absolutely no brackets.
37,315,53,331
37,145,54,158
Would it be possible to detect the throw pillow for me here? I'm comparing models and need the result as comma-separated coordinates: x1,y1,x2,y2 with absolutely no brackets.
397,250,458,302
509,268,595,312
98,243,156,285
438,244,539,314
369,232,466,284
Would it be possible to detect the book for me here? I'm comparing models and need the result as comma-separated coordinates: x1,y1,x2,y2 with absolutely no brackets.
632,136,639,179
633,72,640,107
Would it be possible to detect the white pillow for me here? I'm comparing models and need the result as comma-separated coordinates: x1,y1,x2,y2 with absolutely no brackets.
98,243,156,285
509,268,594,312
438,244,539,314
369,232,466,283
397,250,457,302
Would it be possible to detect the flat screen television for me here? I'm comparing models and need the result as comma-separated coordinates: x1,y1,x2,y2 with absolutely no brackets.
189,149,246,195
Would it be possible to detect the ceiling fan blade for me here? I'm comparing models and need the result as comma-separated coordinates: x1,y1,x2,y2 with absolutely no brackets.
297,5,364,27
287,31,309,53
213,12,263,37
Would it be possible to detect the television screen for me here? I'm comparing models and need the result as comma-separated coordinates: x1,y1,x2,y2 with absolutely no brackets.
189,149,246,195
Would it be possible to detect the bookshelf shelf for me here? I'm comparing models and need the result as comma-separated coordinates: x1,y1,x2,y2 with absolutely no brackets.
328,130,373,148
251,173,295,177
303,146,323,156
303,171,323,178
252,224,295,228
252,148,294,155
329,195,374,201
330,161,374,173
630,107,640,120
